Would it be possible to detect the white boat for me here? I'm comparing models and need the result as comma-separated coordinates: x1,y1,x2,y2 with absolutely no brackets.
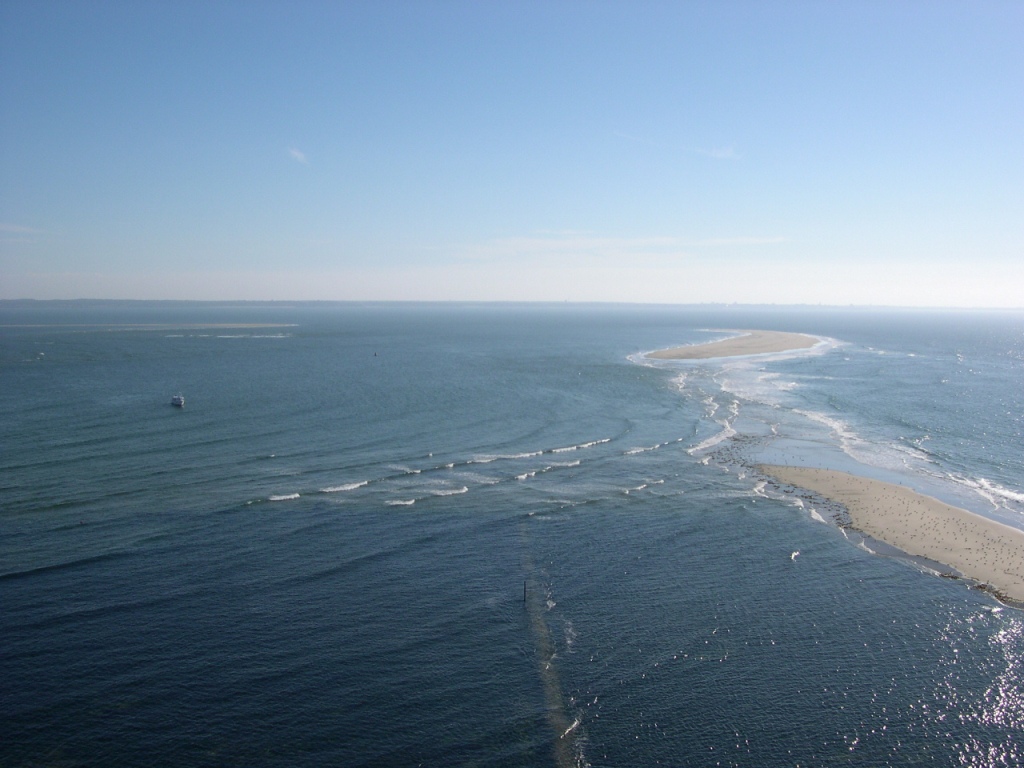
171,394,185,407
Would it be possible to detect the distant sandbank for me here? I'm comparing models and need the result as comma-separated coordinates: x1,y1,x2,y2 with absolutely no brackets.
760,465,1024,605
647,330,819,360
0,323,297,330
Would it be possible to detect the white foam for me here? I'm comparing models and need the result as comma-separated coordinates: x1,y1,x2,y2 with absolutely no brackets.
320,481,369,493
950,473,1024,510
707,341,839,407
687,421,736,454
794,408,854,442
385,499,416,506
469,450,545,464
564,620,578,652
625,443,662,455
719,370,783,408
552,438,610,453
268,493,300,501
431,486,469,496
627,351,661,368
517,459,581,481
794,408,930,471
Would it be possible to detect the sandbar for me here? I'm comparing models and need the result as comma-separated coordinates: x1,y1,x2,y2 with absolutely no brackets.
760,465,1024,604
647,330,819,360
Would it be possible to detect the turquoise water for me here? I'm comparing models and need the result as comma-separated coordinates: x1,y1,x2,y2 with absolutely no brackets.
2,302,1023,766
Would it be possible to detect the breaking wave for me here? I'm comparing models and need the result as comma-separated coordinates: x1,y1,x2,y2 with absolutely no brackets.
321,481,369,493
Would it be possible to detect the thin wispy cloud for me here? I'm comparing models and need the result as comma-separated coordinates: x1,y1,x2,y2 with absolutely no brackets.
696,236,786,246
1,223,43,234
460,234,678,262
0,222,44,244
458,232,785,265
287,147,309,165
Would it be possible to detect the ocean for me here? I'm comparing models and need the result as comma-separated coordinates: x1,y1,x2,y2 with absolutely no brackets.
2,301,1023,767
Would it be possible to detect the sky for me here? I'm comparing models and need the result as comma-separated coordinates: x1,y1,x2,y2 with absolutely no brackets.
1,1,1022,306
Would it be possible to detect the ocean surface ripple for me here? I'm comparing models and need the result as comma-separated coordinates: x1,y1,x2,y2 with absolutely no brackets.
2,302,1023,766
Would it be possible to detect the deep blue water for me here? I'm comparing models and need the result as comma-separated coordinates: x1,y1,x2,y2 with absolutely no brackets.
2,302,1023,766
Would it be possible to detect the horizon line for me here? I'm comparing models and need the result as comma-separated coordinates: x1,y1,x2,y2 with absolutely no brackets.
2,298,1022,312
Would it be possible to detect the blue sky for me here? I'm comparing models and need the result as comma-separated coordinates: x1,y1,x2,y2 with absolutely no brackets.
1,1,1021,305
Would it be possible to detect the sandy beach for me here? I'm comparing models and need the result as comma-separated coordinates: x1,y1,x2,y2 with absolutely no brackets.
647,330,819,359
759,465,1024,604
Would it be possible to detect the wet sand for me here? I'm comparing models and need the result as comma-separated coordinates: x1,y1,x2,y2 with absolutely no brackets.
759,465,1024,604
647,330,819,359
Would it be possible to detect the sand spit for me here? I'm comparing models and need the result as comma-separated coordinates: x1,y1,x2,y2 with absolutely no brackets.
647,330,819,360
759,465,1024,605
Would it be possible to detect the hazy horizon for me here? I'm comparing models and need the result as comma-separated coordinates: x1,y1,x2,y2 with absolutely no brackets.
2,2,1021,306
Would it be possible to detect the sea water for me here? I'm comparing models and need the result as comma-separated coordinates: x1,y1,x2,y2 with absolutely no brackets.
2,302,1023,766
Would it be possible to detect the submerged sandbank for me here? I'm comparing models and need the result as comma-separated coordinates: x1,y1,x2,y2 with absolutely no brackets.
760,465,1024,604
647,330,819,360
